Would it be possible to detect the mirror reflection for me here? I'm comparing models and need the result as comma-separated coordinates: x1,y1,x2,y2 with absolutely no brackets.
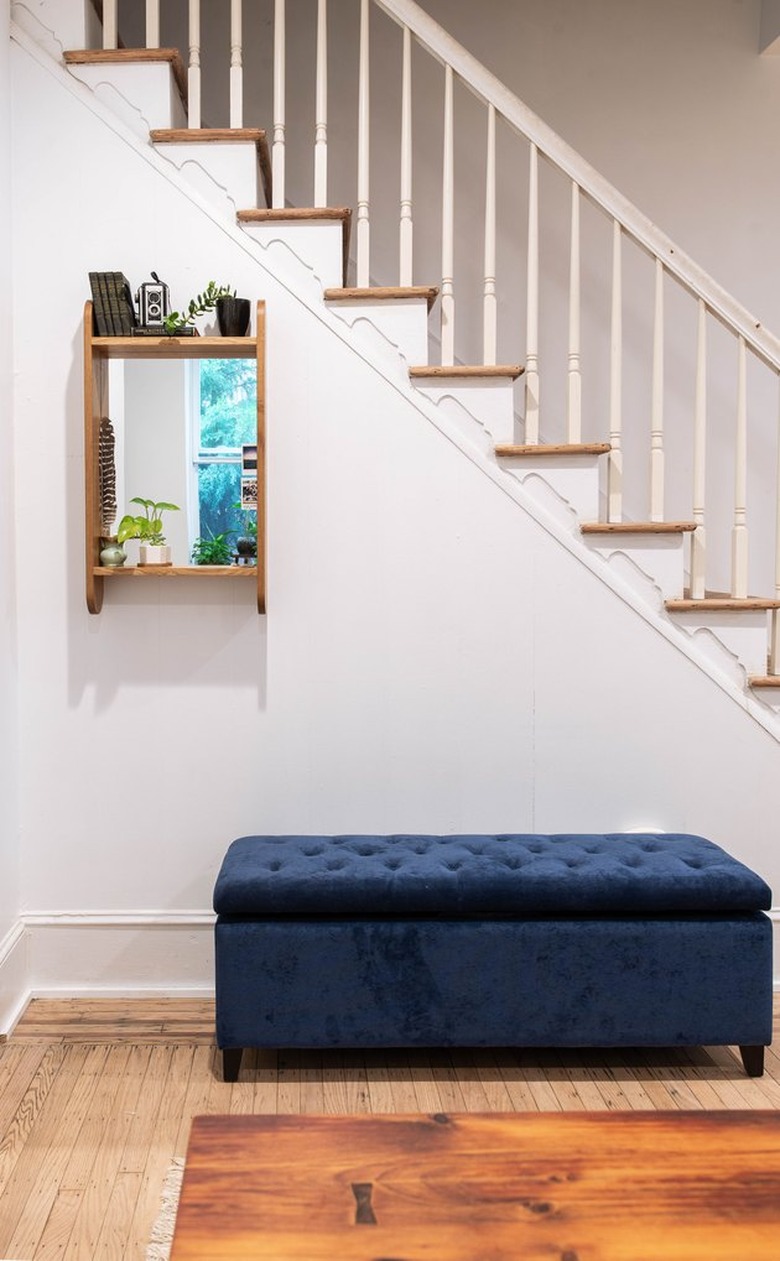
107,358,258,566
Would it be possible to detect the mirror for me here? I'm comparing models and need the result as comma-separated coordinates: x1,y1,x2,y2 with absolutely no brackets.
107,357,258,566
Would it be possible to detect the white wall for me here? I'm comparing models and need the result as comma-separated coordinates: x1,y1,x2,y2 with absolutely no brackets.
7,31,780,999
0,0,23,1021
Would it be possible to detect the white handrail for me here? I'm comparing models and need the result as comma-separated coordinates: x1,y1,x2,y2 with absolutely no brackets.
373,0,780,373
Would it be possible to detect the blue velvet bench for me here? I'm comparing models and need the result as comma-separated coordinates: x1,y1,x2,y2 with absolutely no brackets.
213,832,773,1081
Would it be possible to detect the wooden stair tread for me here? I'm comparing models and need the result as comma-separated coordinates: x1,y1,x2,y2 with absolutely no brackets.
152,128,272,206
410,364,524,380
748,676,780,687
325,286,439,312
582,521,697,535
496,443,610,457
666,597,780,611
237,207,352,285
237,207,351,222
64,48,187,108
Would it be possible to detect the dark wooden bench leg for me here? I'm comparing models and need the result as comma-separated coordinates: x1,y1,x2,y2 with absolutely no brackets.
222,1047,243,1082
739,1045,764,1077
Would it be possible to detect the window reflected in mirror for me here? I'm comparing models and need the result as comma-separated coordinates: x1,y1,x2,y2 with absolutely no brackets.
108,358,258,566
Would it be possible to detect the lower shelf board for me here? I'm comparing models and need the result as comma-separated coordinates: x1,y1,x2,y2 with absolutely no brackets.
93,565,257,578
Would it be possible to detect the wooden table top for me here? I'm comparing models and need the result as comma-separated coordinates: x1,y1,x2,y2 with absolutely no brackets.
170,1111,780,1260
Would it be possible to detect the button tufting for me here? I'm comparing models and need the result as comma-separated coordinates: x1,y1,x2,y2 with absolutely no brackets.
214,832,771,917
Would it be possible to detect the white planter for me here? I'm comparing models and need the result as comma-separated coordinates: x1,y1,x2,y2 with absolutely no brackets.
138,544,172,566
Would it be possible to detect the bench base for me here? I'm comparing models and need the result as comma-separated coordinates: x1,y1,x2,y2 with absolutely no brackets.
215,913,773,1080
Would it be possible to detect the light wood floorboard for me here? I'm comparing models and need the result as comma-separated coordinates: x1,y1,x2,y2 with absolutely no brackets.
0,997,778,1258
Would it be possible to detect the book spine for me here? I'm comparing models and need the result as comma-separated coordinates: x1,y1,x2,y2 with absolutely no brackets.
88,272,110,337
98,273,118,335
118,274,138,333
109,272,135,335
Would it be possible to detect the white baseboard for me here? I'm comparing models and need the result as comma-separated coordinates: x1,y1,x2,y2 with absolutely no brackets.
0,920,30,1034
0,913,215,1031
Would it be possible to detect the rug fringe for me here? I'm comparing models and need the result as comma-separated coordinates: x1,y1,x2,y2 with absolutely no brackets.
146,1156,185,1261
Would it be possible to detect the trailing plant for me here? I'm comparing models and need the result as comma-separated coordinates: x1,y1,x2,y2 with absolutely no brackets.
117,497,180,547
191,529,235,565
164,281,236,333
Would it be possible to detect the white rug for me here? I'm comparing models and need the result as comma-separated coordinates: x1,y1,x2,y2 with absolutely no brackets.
146,1157,185,1261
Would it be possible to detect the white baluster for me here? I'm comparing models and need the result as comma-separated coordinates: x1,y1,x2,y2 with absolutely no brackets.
230,0,243,129
690,299,708,599
482,104,497,365
772,382,780,672
440,63,455,364
356,0,370,285
272,0,286,209
524,142,539,444
399,25,413,286
314,0,328,207
103,0,117,50
188,0,202,131
146,0,160,48
732,336,749,598
650,258,665,521
608,219,623,521
567,181,581,443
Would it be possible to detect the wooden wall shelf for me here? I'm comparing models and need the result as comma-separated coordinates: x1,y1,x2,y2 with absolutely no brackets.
84,300,266,614
93,565,257,578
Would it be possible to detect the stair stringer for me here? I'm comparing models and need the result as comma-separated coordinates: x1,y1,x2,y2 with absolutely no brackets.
13,17,780,745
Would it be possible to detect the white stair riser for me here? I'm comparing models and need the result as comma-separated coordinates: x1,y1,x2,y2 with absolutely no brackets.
585,534,687,600
500,456,602,523
326,299,430,365
155,144,262,216
670,609,769,676
65,63,186,136
413,380,517,445
240,222,344,288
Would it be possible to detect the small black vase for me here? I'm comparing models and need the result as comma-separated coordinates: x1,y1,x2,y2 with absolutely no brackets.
216,296,251,337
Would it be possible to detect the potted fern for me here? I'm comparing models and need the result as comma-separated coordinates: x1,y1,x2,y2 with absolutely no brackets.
117,497,180,566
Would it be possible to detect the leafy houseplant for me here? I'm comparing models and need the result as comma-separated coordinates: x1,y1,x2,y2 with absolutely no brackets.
163,281,236,334
191,529,235,566
117,497,180,566
232,502,258,561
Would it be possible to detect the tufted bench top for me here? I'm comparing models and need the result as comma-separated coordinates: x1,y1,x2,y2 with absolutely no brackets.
213,833,771,917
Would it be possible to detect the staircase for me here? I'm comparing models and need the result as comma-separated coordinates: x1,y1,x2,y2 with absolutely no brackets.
17,0,780,733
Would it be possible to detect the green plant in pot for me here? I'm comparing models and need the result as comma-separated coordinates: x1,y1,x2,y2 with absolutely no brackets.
232,501,257,563
191,528,235,566
117,497,180,566
163,281,235,335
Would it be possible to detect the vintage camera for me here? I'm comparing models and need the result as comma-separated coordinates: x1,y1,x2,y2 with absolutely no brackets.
136,272,170,327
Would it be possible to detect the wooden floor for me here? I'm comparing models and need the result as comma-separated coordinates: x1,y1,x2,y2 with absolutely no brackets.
1,998,779,1259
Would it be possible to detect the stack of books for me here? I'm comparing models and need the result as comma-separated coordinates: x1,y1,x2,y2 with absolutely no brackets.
88,272,137,336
